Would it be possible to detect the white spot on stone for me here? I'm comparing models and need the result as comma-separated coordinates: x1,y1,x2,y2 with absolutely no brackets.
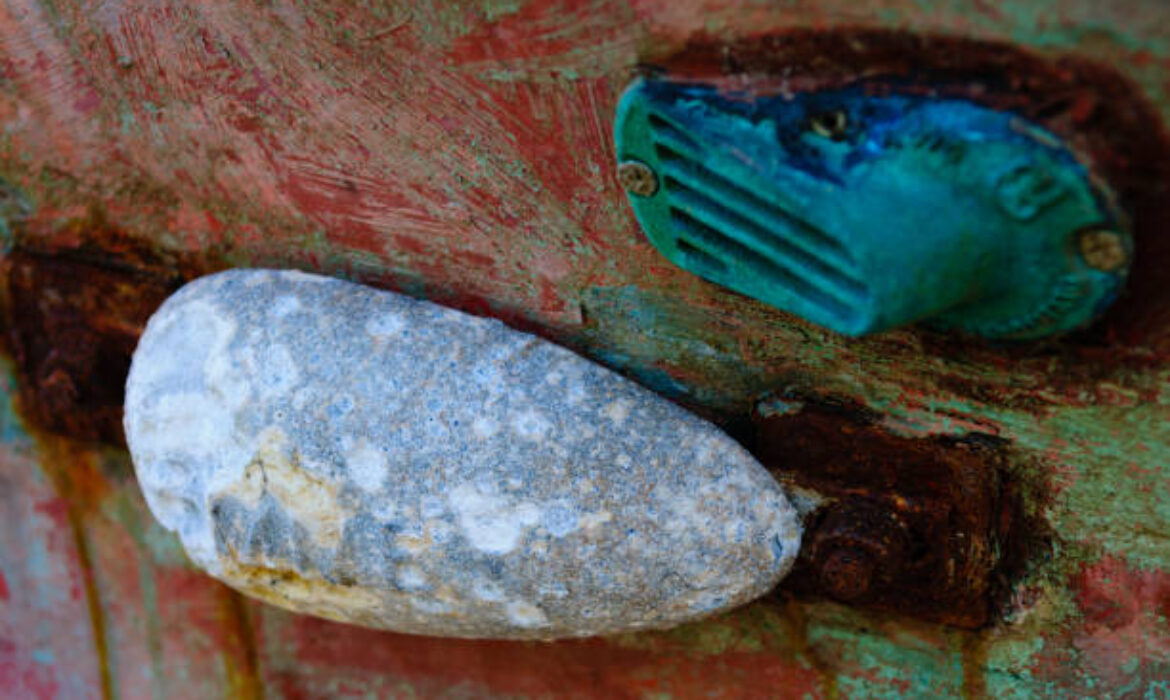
366,311,406,339
347,442,386,493
291,389,311,410
279,269,329,283
505,600,548,628
686,590,729,614
603,400,631,425
129,300,233,395
471,416,499,439
512,409,551,442
538,581,569,599
396,565,429,592
272,295,302,318
449,484,542,554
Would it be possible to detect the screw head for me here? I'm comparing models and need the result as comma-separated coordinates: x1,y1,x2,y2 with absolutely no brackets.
617,160,659,198
1078,228,1128,272
808,109,850,141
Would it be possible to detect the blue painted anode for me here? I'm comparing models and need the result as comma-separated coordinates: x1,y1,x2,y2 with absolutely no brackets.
615,79,1130,339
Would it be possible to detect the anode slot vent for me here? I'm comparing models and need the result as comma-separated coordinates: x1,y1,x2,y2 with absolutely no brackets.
646,112,871,325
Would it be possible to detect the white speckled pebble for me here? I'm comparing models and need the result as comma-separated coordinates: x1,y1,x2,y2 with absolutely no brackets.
124,269,802,639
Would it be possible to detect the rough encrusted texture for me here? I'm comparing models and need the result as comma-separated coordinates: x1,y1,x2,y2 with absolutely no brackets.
123,269,801,639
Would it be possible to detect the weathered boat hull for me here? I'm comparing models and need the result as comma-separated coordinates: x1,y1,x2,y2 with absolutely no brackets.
1,0,1168,696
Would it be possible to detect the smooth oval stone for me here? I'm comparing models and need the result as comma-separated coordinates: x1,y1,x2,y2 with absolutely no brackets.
124,269,801,639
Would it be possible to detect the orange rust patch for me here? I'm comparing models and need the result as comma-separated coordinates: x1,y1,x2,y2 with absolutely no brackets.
32,433,116,699
2,217,211,445
754,393,1043,629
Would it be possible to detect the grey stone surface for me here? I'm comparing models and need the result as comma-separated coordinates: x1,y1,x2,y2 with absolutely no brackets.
124,269,802,639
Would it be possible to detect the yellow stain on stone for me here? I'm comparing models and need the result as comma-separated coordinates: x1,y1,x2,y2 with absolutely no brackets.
216,427,349,549
218,557,384,627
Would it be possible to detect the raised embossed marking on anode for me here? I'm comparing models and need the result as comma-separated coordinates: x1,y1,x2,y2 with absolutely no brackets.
123,269,802,640
614,79,1131,340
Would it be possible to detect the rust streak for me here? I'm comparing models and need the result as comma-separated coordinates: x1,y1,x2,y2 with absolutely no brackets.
38,436,115,700
777,594,839,700
2,215,210,446
221,588,264,700
959,630,989,699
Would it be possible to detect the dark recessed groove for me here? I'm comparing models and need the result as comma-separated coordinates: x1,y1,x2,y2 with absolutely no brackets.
648,113,701,153
669,208,856,322
675,238,729,275
654,142,859,273
664,177,868,305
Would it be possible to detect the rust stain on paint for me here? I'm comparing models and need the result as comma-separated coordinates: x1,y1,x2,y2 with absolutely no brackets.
33,433,115,700
960,632,990,700
2,212,212,444
755,394,1048,629
219,589,263,700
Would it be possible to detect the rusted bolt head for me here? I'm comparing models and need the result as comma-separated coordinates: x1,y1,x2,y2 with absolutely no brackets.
1078,228,1128,272
819,547,876,601
617,160,659,197
807,500,910,603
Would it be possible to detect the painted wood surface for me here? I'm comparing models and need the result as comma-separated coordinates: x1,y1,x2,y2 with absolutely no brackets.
1,1,1169,697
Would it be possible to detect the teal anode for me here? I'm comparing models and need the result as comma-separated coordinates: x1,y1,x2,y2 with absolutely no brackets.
614,79,1130,339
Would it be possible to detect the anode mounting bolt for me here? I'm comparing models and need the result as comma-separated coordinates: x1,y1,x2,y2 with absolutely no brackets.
1078,228,1128,272
617,160,659,197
